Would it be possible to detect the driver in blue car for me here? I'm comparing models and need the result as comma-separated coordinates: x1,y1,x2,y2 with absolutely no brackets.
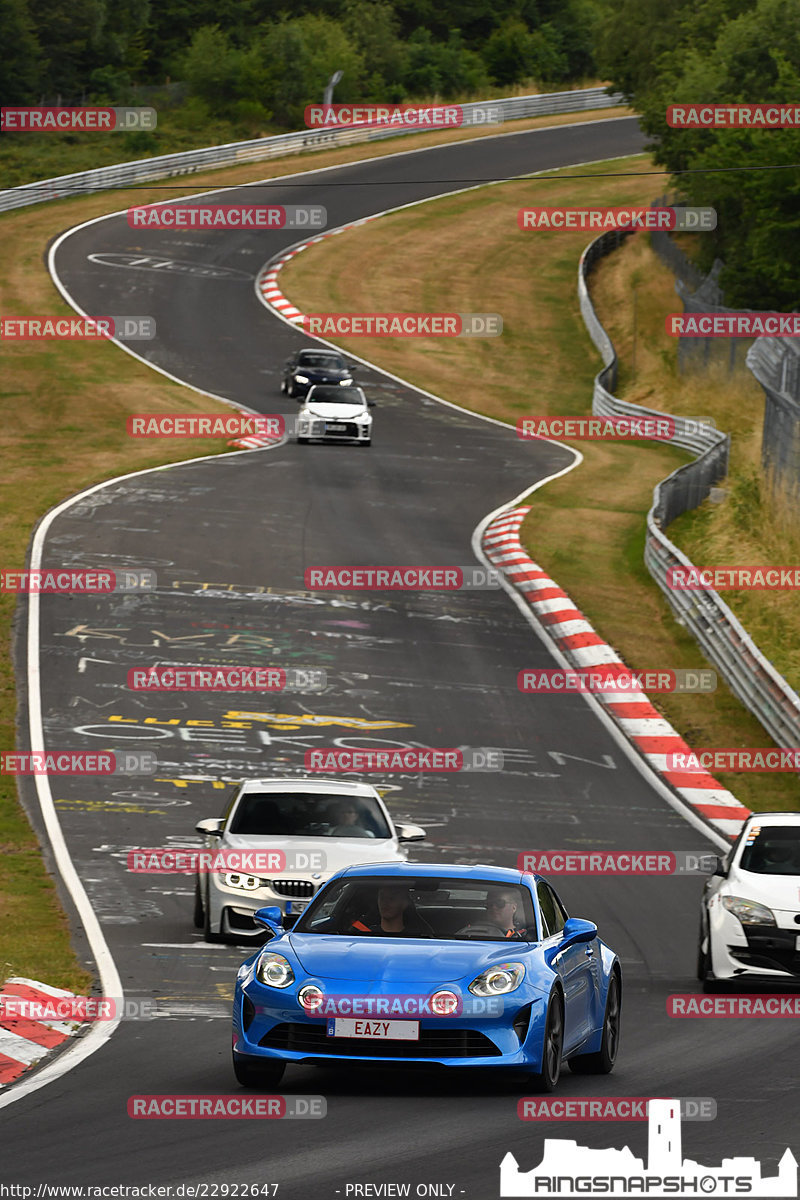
481,889,533,939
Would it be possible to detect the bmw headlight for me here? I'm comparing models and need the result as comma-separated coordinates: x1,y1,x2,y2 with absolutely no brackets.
469,962,525,996
224,872,263,891
295,374,309,384
340,378,353,386
256,953,295,988
722,896,776,925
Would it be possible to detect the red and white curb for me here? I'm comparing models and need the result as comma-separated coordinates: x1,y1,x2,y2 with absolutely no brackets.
256,217,378,327
483,507,751,841
227,429,285,450
0,978,92,1086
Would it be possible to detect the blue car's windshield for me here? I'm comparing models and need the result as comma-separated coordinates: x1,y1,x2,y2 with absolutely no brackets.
293,877,538,941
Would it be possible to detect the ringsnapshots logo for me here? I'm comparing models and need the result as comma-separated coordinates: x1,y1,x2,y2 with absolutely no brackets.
1,316,155,341
1,106,156,131
295,989,504,1019
127,415,283,439
667,313,800,337
304,104,466,129
0,569,155,593
668,564,800,590
517,851,718,876
666,748,800,772
517,207,716,231
127,1095,325,1119
518,668,716,694
127,205,326,230
300,313,502,337
1,751,157,776
304,566,501,590
500,1098,798,1198
305,747,503,772
127,666,326,694
127,848,326,873
667,103,800,128
518,1098,717,1122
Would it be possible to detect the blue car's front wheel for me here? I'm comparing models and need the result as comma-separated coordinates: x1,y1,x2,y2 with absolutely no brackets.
569,972,621,1075
521,991,564,1093
233,1053,286,1089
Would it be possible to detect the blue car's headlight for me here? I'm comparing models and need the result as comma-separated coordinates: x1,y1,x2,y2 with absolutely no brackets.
256,953,295,988
469,962,525,997
295,374,309,384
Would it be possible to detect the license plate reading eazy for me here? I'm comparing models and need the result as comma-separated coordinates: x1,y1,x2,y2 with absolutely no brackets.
326,423,346,431
328,1018,419,1040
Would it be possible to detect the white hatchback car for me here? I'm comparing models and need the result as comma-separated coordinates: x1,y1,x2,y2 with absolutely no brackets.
193,777,425,942
698,811,800,988
295,384,374,445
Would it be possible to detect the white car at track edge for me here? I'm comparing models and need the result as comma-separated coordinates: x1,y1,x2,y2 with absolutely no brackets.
698,811,800,988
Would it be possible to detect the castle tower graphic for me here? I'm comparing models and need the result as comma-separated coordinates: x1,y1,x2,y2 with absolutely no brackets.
500,1098,798,1198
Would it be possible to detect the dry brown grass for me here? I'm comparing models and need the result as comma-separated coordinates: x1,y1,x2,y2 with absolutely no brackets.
278,160,799,813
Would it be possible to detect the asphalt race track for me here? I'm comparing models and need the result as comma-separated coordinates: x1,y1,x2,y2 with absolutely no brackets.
4,116,798,1192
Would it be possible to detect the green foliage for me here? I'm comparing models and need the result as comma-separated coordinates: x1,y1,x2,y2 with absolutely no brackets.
598,0,800,309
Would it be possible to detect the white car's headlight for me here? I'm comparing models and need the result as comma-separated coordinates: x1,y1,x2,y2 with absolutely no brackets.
224,873,264,891
256,953,295,988
469,962,525,996
722,896,776,925
295,374,309,384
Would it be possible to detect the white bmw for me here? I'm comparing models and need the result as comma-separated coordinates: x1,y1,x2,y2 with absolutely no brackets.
295,384,374,445
193,777,425,942
698,811,800,988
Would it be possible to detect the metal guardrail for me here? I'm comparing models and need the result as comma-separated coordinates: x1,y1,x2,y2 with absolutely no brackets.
578,229,800,748
0,87,625,214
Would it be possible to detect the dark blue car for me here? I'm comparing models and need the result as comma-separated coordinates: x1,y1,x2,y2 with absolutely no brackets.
280,349,355,398
231,862,621,1092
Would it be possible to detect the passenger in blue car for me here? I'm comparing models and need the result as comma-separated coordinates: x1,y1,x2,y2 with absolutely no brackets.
349,885,434,937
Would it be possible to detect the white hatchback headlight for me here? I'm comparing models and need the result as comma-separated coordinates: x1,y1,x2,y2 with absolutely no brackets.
469,962,525,996
256,953,295,988
722,896,776,925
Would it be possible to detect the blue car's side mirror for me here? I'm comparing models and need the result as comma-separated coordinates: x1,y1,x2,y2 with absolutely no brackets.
561,917,598,947
254,906,284,937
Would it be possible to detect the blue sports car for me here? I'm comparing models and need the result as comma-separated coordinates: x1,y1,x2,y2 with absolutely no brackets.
231,862,621,1091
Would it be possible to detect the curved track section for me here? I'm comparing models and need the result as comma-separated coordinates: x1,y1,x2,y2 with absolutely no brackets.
5,117,796,1193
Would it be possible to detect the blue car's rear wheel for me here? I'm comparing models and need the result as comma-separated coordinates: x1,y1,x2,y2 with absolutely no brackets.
233,1053,286,1089
569,972,620,1075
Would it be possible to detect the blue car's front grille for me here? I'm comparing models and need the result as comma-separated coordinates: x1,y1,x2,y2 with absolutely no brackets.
259,1023,501,1058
